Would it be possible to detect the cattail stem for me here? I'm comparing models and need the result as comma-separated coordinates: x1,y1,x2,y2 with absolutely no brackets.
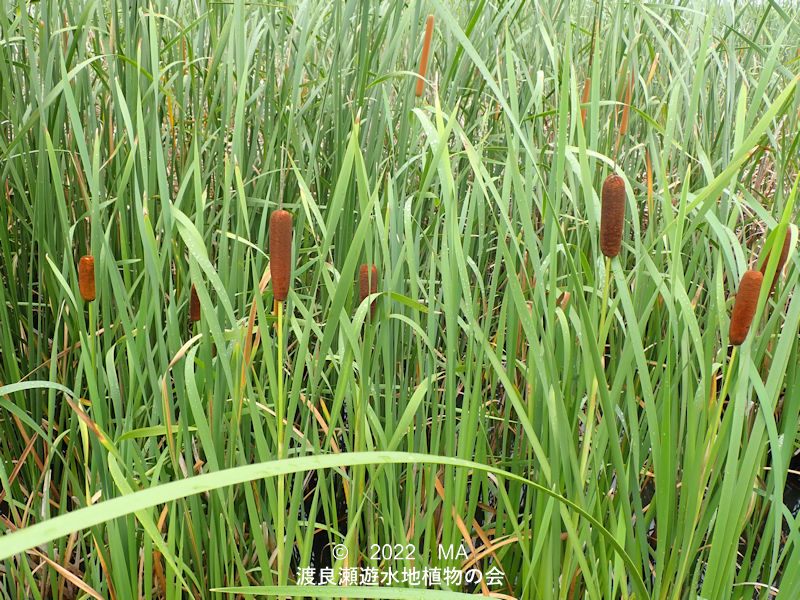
720,348,736,405
416,14,434,97
699,345,739,532
580,77,591,128
276,298,286,590
579,255,612,481
599,257,612,347
712,347,737,414
707,346,738,450
277,301,284,457
645,149,653,229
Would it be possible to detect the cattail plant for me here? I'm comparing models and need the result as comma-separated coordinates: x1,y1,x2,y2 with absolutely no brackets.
600,174,625,258
190,284,201,322
712,269,764,418
78,255,96,301
415,14,434,97
270,209,293,302
619,73,633,137
759,227,793,296
269,207,293,588
613,71,634,160
708,269,765,484
586,174,627,478
580,77,591,127
729,270,763,346
359,264,379,319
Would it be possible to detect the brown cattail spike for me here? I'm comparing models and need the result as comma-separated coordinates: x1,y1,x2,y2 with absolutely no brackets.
729,270,763,346
600,174,626,258
619,73,633,137
580,77,591,127
359,264,379,319
759,228,793,295
78,255,96,301
190,284,201,322
270,209,293,302
416,15,434,97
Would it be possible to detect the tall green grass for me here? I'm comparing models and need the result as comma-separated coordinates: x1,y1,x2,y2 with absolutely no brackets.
1,1,800,599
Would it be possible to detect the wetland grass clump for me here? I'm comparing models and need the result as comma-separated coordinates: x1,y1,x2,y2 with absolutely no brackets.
415,14,434,97
5,4,800,598
729,270,763,346
78,255,96,302
270,209,293,302
359,264,379,319
600,174,625,258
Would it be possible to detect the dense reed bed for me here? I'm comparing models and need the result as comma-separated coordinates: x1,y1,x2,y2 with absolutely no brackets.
1,2,799,599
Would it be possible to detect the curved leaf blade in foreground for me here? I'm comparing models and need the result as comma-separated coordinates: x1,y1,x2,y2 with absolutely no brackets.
0,451,649,600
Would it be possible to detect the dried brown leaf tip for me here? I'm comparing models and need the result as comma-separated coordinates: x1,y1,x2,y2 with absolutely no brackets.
729,270,763,346
190,285,201,322
759,227,793,295
416,14,434,97
600,174,625,258
359,264,379,319
78,255,96,302
269,209,293,302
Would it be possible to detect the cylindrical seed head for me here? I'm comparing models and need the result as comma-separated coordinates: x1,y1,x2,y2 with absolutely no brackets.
190,284,201,322
580,77,591,127
619,74,633,136
416,15,434,97
359,264,379,319
78,255,96,302
729,270,763,346
600,174,626,258
270,210,293,302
